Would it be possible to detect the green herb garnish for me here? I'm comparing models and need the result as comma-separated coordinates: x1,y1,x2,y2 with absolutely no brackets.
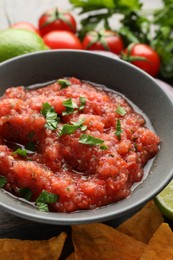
13,148,27,157
100,145,108,150
79,134,105,146
41,102,59,130
79,96,86,110
80,125,87,131
36,202,49,212
116,105,127,116
18,187,32,201
36,189,59,203
62,98,78,116
58,79,71,90
59,118,86,136
71,119,87,132
35,190,59,212
115,119,123,140
59,124,79,136
0,176,7,188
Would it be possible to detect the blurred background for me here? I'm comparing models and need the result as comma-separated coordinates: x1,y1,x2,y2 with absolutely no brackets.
0,0,172,85
0,0,162,29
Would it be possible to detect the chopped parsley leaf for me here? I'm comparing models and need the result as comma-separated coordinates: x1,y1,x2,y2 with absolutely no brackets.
41,102,59,130
115,119,123,140
36,202,49,212
35,190,59,212
71,118,85,127
79,96,86,110
100,145,108,150
57,79,71,90
59,124,79,136
80,125,87,131
0,176,7,188
79,134,105,146
18,187,32,201
59,118,86,136
40,102,52,116
36,189,59,204
116,105,127,116
13,148,27,157
62,98,78,116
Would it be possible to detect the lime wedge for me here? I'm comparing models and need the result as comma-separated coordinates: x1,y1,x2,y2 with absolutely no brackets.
154,179,173,220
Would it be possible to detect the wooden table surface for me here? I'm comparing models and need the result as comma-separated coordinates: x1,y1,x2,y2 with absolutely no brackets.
0,0,172,259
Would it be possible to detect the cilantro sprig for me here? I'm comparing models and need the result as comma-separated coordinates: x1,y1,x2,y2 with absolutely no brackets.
12,143,36,158
70,0,173,81
62,98,78,116
62,97,86,116
79,134,107,149
41,102,60,130
35,190,59,212
0,176,7,188
57,79,71,90
18,187,33,201
59,118,87,136
79,97,86,110
13,148,27,157
115,119,123,140
116,105,127,116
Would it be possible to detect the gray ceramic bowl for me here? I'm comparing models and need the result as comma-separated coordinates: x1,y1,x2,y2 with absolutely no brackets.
0,50,173,225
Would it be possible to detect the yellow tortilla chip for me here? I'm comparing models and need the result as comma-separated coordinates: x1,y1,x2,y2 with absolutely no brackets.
117,200,164,243
72,223,146,260
0,232,66,260
66,252,76,260
140,223,173,259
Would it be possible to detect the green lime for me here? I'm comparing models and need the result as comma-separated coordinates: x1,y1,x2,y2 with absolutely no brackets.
154,179,173,220
0,28,48,62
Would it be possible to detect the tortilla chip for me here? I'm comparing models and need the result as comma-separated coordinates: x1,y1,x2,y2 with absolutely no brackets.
117,200,164,243
66,252,76,260
140,223,173,259
0,232,66,260
72,223,146,260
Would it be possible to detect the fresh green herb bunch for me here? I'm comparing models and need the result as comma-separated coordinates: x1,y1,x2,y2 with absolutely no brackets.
70,0,173,80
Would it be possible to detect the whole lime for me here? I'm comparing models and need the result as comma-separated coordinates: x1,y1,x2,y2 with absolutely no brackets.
0,29,48,62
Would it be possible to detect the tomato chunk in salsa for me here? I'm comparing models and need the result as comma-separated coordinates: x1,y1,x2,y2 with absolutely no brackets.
0,78,160,212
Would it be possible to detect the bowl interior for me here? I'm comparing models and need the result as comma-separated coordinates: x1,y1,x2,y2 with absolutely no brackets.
0,50,173,225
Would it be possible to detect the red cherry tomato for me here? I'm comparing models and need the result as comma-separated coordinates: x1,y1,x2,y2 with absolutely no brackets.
82,30,123,55
123,43,160,77
10,22,40,35
43,30,82,50
38,8,77,36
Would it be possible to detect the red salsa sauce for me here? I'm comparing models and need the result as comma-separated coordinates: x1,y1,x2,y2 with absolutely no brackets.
0,77,160,212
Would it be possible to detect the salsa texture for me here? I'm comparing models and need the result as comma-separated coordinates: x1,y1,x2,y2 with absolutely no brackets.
0,78,160,212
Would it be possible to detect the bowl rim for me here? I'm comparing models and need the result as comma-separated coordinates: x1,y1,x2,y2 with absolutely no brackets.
0,49,173,225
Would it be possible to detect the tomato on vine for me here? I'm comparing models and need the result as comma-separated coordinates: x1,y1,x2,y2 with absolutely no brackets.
38,8,77,36
122,43,160,77
82,29,124,55
43,30,82,49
